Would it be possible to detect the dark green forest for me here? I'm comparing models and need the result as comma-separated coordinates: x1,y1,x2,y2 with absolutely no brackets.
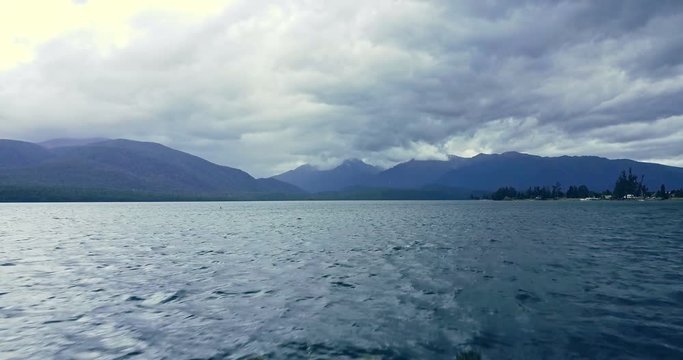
489,168,683,201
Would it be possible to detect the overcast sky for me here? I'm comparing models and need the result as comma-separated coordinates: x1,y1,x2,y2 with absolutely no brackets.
1,0,682,176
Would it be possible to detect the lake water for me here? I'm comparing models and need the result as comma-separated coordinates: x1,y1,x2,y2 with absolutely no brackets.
1,201,682,359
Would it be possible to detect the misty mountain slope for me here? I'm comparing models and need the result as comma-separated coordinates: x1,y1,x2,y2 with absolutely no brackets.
39,138,110,149
0,140,53,168
436,152,683,191
366,156,467,189
0,139,303,196
273,159,381,192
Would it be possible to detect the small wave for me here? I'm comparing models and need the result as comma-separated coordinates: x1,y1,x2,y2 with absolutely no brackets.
515,289,542,304
212,289,267,297
42,314,83,324
331,281,355,288
277,341,405,359
113,350,145,360
159,290,187,304
134,290,188,305
668,290,683,302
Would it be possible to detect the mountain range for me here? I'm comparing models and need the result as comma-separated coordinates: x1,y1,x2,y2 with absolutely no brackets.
272,152,683,194
1,137,682,201
274,159,382,193
0,138,301,201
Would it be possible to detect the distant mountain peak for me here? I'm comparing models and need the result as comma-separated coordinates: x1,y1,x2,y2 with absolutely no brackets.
500,151,533,158
339,158,373,168
336,158,381,174
292,163,317,172
272,158,381,192
472,151,531,159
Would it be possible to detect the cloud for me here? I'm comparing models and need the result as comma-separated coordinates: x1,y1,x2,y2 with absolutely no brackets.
0,0,682,176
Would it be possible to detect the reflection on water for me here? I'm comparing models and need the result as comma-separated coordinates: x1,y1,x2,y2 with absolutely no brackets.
1,201,682,359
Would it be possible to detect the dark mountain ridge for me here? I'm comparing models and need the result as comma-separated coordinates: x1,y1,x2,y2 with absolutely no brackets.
273,158,381,192
366,155,467,189
274,152,683,193
435,152,683,192
0,138,302,199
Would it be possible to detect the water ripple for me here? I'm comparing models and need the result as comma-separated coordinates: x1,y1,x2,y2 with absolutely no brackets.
0,201,682,359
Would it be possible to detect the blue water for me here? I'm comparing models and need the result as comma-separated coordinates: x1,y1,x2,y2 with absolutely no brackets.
1,201,682,359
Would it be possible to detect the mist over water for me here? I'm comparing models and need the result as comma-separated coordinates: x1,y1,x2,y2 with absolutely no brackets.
1,201,682,359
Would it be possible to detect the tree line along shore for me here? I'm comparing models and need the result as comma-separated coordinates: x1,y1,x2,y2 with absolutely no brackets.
482,168,683,201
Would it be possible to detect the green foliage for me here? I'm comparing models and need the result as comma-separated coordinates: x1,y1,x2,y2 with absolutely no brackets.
488,169,676,201
613,168,647,199
566,185,594,198
491,186,517,200
491,184,587,200
526,186,552,199
490,182,608,200
656,184,669,199
551,182,564,198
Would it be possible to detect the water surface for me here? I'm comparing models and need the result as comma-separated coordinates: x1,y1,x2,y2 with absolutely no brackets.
1,201,682,359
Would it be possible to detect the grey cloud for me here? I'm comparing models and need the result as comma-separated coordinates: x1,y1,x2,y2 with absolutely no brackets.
0,0,682,176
